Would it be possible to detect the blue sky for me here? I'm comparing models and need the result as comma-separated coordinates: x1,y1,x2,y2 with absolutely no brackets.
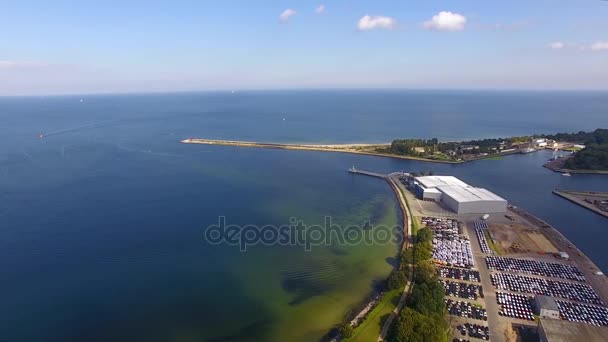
1,0,607,94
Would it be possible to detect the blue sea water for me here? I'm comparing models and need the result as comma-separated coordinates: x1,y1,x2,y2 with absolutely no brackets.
1,90,607,341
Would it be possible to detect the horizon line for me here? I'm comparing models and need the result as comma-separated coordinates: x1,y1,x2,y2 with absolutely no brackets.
2,86,608,98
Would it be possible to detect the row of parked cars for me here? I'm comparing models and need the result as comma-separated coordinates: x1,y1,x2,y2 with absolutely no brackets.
437,266,481,283
456,323,490,340
496,292,535,321
473,221,493,255
491,272,602,305
445,299,488,321
441,280,485,300
485,256,586,282
556,300,608,326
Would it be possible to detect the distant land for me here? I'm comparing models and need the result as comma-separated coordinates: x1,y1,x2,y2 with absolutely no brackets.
182,129,608,171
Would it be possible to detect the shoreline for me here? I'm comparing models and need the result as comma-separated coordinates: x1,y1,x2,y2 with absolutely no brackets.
543,156,608,175
324,170,414,342
180,138,523,164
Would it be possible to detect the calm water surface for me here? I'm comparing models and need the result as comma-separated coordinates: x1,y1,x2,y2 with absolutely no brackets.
1,91,607,341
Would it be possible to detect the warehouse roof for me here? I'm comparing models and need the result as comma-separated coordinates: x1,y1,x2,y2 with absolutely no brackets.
539,318,608,342
437,185,507,203
414,176,469,189
414,175,507,204
535,295,559,312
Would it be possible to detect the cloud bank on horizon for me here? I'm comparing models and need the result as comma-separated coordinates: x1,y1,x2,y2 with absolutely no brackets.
2,1,608,94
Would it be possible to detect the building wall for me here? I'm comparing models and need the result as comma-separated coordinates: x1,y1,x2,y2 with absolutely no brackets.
539,308,560,320
538,322,548,342
422,189,442,202
440,195,507,214
413,183,425,199
440,192,461,213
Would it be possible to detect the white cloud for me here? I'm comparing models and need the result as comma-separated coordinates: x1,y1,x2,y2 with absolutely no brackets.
422,11,467,31
279,9,297,22
315,5,325,14
590,41,608,51
548,42,565,50
357,15,396,31
0,60,49,69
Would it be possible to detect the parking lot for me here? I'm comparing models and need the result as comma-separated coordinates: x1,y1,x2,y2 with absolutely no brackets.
485,256,586,282
556,300,608,326
491,272,602,305
422,217,474,268
438,266,481,283
442,280,485,300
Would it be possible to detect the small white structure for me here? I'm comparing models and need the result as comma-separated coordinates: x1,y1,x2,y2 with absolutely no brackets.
412,176,507,214
534,296,560,320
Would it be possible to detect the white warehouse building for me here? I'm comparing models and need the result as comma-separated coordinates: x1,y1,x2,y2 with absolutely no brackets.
412,176,508,214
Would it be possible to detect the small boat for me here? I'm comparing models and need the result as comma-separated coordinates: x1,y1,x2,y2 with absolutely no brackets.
562,172,572,177
520,147,536,154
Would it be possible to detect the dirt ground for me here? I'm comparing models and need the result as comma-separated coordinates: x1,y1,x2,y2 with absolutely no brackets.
489,223,558,254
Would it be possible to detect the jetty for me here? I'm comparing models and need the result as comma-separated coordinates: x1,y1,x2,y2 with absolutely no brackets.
180,138,462,164
347,166,388,179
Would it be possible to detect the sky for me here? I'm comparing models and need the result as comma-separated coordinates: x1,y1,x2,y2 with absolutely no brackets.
1,0,607,95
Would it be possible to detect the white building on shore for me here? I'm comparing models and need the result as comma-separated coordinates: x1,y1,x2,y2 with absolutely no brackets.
412,176,507,214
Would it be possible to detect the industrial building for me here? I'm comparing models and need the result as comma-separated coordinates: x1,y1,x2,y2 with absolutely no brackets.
411,176,508,214
538,318,608,342
534,296,560,319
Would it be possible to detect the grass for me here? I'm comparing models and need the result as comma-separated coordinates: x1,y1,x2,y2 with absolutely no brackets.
345,288,403,342
483,230,503,255
412,216,421,236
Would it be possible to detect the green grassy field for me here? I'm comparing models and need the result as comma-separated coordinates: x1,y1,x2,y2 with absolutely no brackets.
484,229,503,255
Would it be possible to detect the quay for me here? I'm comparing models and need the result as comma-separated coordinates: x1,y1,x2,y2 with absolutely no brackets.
552,189,608,219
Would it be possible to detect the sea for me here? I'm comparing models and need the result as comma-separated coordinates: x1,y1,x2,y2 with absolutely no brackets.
1,90,607,341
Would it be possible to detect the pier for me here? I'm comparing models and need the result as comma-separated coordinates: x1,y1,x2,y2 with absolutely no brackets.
347,166,388,179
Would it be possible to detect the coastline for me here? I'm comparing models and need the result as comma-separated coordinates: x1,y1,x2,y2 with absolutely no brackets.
543,156,608,175
181,138,490,164
326,170,414,342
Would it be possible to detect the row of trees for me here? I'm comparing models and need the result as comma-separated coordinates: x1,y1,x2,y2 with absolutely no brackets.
387,228,449,342
542,129,608,145
565,144,608,170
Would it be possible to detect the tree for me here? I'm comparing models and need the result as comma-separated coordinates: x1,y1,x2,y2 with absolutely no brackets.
338,322,353,339
399,248,414,267
416,228,433,244
387,308,445,342
387,270,407,290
